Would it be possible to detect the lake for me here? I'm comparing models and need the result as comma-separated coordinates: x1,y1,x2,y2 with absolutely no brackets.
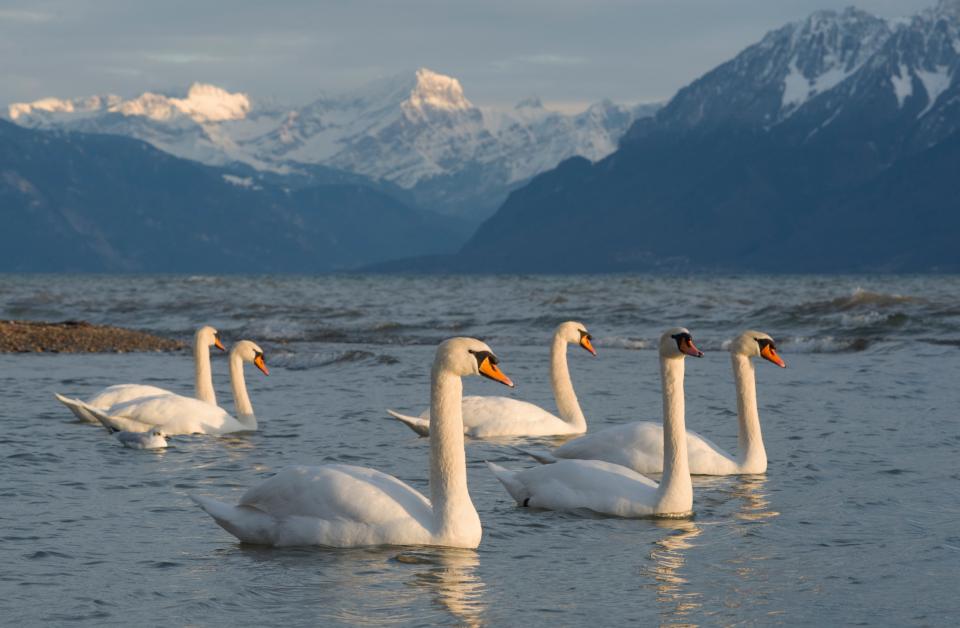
1,274,958,625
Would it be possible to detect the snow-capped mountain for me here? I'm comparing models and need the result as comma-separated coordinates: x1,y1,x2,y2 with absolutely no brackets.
8,69,656,219
627,0,960,145
446,0,960,274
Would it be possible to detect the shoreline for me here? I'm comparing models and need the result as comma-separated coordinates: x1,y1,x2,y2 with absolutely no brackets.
0,320,185,353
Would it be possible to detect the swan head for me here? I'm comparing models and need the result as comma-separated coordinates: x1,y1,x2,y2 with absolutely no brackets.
196,325,226,352
150,429,166,439
555,321,597,356
732,330,786,368
660,327,703,359
231,340,270,376
437,337,514,387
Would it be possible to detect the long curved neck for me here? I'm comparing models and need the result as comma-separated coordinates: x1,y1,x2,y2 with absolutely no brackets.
732,354,766,473
550,336,586,430
193,337,216,405
229,354,256,428
655,355,692,514
429,365,478,537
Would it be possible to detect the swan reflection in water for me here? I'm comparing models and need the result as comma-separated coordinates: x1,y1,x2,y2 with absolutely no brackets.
640,475,780,625
641,518,704,625
396,548,486,627
229,545,485,626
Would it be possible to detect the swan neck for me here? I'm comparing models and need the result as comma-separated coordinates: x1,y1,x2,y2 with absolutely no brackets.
656,355,692,514
550,336,586,430
429,366,478,539
733,354,766,472
229,353,256,428
194,336,216,405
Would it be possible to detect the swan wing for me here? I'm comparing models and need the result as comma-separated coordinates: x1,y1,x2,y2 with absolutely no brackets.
554,421,738,475
99,394,238,435
491,459,659,517
460,396,575,437
196,465,436,547
86,384,174,409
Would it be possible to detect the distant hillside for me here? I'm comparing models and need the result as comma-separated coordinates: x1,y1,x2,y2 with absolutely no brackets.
0,120,462,272
406,2,960,273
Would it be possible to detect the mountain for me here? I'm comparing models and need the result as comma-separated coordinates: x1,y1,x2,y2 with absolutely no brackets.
427,1,960,273
8,70,658,222
0,120,462,272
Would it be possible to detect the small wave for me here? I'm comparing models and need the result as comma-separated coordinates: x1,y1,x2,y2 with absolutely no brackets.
269,350,399,370
779,335,872,353
800,287,922,315
598,336,650,350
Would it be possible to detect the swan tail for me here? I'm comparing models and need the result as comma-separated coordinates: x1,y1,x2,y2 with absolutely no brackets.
485,461,530,506
190,495,277,545
54,393,100,423
77,401,151,433
386,409,431,437
511,446,557,464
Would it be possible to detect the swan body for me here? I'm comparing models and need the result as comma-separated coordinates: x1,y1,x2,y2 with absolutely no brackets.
114,428,168,450
193,337,514,548
77,340,268,436
525,330,785,475
388,321,595,438
489,328,702,518
55,325,225,422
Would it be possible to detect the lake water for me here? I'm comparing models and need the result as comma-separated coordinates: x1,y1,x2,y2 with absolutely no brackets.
1,274,958,626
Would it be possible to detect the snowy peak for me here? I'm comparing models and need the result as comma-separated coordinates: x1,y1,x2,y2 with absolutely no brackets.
404,68,472,112
775,8,890,113
8,83,250,125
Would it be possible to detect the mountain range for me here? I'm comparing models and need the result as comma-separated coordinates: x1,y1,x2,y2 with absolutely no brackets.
4,1,959,274
8,69,656,223
423,0,960,273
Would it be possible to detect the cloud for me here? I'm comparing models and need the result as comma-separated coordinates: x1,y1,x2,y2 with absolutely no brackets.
0,9,54,23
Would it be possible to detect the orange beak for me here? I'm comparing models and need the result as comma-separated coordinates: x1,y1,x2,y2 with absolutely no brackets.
254,354,270,376
760,344,786,368
214,336,226,352
580,335,597,356
479,356,513,387
680,337,704,358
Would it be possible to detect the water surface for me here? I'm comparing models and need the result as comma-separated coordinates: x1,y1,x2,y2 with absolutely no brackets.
1,275,958,625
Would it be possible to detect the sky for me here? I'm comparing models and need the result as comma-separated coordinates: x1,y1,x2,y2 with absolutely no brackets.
0,0,937,113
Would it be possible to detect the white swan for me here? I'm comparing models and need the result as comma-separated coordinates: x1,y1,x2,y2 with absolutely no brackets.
524,330,785,475
75,340,268,436
487,328,702,518
387,321,595,438
55,325,225,422
192,337,514,548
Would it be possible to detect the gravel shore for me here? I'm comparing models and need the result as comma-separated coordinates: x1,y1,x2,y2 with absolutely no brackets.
0,320,185,353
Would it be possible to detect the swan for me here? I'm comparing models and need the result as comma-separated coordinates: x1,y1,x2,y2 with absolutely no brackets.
55,325,226,422
74,340,269,436
522,330,785,475
387,321,595,438
192,337,514,548
487,328,702,518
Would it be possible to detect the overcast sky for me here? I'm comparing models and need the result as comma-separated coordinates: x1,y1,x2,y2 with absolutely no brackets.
0,0,936,112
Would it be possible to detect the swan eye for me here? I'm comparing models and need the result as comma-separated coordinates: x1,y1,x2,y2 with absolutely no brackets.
468,349,498,367
579,330,591,341
755,338,774,351
671,332,692,347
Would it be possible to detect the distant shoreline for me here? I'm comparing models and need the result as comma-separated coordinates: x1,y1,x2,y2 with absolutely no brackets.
0,320,185,353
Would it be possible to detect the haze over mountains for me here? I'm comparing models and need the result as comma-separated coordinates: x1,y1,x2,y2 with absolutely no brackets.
3,1,959,273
